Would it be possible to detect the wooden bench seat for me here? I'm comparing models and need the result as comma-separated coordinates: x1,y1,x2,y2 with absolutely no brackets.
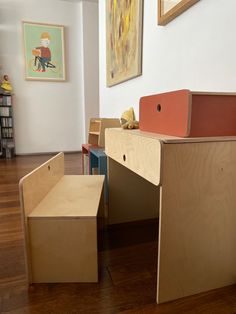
19,152,104,283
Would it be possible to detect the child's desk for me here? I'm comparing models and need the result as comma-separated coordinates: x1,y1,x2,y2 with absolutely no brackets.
105,128,236,303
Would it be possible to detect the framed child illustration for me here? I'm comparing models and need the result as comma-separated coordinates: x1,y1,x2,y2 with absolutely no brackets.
22,21,66,81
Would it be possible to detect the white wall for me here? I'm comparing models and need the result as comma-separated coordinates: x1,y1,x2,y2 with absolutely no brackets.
99,0,236,119
81,0,99,138
0,0,85,154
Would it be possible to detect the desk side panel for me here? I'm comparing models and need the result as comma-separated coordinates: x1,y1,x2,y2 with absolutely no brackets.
157,141,236,303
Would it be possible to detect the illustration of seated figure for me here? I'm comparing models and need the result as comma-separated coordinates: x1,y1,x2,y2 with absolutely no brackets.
33,32,51,72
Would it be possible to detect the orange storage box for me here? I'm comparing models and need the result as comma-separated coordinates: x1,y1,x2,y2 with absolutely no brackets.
139,89,236,137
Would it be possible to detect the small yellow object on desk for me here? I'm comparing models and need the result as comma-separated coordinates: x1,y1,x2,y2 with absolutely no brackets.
120,107,139,129
1,74,13,93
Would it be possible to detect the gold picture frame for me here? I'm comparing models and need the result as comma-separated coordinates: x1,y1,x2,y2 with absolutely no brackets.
158,0,199,26
106,0,143,87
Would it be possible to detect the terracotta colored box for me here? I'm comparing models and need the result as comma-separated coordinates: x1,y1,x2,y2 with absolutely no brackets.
139,89,236,137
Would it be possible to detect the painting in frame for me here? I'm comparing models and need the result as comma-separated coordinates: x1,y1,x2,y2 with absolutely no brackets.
23,21,66,81
106,0,143,87
158,0,199,26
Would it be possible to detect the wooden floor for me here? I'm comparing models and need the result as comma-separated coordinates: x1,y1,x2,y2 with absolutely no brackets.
0,153,236,314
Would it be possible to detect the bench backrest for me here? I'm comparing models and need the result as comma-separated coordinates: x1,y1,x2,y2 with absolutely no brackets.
19,152,64,282
19,152,64,216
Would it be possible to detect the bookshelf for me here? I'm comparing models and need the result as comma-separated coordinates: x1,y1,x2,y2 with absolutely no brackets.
0,93,15,158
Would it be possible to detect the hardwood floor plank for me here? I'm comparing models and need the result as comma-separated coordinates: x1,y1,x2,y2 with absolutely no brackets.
0,192,19,200
107,262,154,286
0,201,19,209
0,244,25,281
119,285,236,314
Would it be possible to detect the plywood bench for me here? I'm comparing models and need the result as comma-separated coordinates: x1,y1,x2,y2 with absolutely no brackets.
19,152,104,283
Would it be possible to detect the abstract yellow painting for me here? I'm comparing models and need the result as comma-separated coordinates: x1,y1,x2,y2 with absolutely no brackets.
106,0,143,87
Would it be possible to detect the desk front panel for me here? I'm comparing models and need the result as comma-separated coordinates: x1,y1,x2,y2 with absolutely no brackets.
105,128,162,186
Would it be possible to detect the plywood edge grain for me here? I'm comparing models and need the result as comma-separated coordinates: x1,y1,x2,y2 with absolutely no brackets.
105,128,236,144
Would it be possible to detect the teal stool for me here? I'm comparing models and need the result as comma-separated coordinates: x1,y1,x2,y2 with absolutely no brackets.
89,148,108,203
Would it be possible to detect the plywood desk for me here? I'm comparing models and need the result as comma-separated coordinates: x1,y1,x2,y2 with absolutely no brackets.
105,128,236,304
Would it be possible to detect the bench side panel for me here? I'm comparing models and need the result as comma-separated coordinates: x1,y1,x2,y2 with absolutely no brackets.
19,152,64,283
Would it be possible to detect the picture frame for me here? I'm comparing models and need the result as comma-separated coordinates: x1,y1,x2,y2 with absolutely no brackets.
106,0,143,87
158,0,199,26
22,21,66,81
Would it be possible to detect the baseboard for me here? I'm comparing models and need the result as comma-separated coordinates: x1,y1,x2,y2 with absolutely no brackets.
15,150,82,156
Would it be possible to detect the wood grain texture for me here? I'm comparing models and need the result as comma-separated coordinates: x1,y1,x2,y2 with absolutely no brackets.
106,129,236,304
98,118,121,147
105,128,162,185
19,152,65,283
29,217,98,283
88,118,120,147
158,0,199,26
29,175,104,218
19,152,64,217
20,154,104,284
157,141,236,303
106,127,236,145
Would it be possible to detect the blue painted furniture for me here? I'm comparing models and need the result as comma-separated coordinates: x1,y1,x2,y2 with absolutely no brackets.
89,148,108,202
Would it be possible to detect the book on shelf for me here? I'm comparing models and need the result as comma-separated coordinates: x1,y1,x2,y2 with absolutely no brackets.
1,127,13,138
0,94,12,106
0,94,15,158
0,107,12,116
3,96,11,106
0,117,13,127
1,138,14,148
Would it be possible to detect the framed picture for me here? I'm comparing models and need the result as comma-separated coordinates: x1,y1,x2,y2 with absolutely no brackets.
106,0,143,87
158,0,199,25
22,21,66,81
